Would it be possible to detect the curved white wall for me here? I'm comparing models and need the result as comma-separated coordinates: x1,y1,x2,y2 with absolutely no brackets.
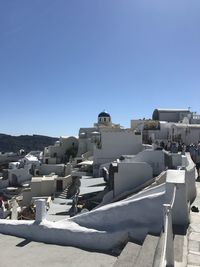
114,162,153,197
0,184,165,251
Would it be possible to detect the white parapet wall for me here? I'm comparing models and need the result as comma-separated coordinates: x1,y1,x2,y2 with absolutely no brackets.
166,169,189,226
130,149,166,176
114,162,153,197
0,184,166,251
39,164,65,176
8,168,32,186
0,154,196,251
184,152,197,203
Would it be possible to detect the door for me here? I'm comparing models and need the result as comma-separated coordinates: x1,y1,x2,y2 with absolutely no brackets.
56,180,63,192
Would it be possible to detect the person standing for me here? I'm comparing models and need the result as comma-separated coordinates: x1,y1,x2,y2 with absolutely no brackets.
196,142,200,178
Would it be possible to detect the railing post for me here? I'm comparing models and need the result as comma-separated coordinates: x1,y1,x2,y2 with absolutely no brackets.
11,199,18,220
35,199,46,223
163,204,174,267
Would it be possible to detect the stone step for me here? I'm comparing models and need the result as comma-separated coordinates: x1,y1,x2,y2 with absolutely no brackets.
173,225,187,263
57,185,72,199
59,191,68,197
59,195,68,199
174,234,185,262
134,234,159,267
113,241,141,267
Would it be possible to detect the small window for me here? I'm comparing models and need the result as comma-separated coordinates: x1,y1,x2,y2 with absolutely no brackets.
104,118,106,122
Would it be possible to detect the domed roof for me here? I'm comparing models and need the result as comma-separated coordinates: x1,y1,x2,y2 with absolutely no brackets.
98,111,111,118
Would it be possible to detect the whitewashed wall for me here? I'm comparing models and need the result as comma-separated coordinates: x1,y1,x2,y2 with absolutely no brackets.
114,162,153,197
184,153,197,203
93,130,143,165
0,178,9,189
8,168,32,185
0,184,166,251
131,150,165,176
39,164,65,176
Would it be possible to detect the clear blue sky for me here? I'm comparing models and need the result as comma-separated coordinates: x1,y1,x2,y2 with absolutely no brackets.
1,0,200,137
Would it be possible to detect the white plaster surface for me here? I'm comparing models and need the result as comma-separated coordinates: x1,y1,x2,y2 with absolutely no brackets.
0,184,165,251
131,149,165,176
187,181,200,267
93,130,142,165
0,153,196,254
114,162,153,197
166,169,185,184
0,233,116,267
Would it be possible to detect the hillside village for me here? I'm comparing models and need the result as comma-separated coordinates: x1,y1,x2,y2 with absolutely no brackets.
0,108,200,267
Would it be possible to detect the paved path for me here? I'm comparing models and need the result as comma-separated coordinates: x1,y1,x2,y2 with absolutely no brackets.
187,180,200,267
0,233,116,267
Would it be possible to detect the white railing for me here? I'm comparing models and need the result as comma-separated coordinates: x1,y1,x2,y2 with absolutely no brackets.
160,185,177,267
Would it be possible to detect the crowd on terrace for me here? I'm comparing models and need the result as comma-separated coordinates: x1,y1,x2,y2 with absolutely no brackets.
155,139,200,177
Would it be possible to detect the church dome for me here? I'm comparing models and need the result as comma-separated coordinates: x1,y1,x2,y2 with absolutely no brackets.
97,111,111,125
98,111,111,118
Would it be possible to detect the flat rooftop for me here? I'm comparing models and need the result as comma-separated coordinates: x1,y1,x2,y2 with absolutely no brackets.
0,233,116,267
79,176,106,196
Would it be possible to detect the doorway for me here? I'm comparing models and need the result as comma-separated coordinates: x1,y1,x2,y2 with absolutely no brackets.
56,180,63,192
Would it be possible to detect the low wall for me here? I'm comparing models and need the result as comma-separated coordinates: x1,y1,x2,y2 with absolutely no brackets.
8,168,32,185
69,185,165,235
0,184,166,251
0,179,9,189
171,153,182,168
165,169,189,226
39,164,65,176
114,162,153,197
132,150,165,176
0,220,128,251
64,163,72,176
184,153,197,203
0,158,195,252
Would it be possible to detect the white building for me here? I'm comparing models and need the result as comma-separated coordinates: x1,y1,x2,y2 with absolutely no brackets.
170,123,200,145
6,155,41,186
21,174,72,206
131,108,200,145
152,109,191,123
76,127,98,159
43,136,78,164
107,149,166,199
93,128,143,176
76,111,122,160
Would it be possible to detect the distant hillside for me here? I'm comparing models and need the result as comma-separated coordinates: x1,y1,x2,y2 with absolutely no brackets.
0,134,58,153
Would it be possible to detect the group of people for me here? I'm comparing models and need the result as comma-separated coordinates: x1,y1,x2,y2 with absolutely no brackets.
155,140,187,153
188,143,200,177
156,140,200,177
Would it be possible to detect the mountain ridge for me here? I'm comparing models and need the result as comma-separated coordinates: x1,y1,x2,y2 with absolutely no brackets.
0,133,58,153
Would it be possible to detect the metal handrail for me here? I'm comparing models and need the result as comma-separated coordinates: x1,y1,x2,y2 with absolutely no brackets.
170,185,177,208
156,184,177,267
